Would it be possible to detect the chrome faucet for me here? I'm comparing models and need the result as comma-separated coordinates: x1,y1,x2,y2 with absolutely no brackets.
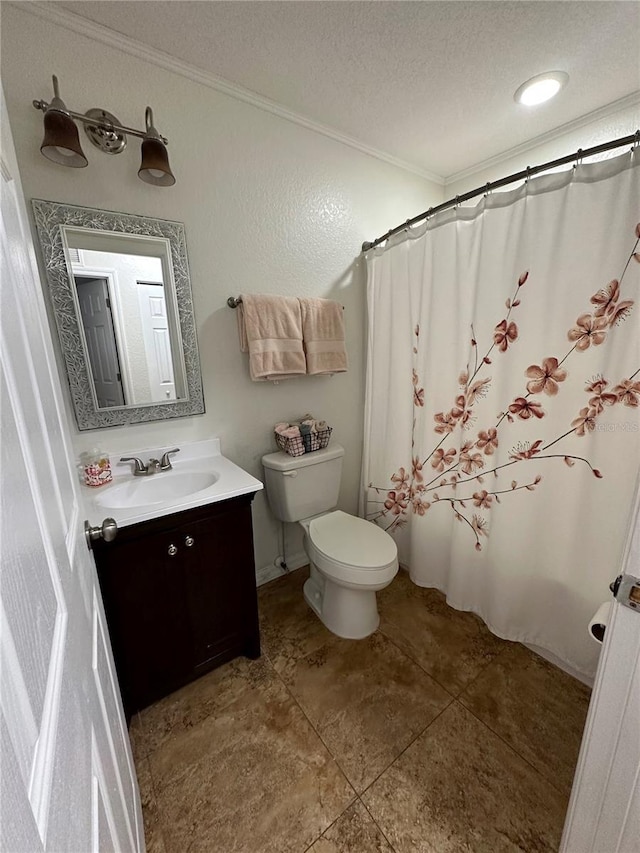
120,448,180,476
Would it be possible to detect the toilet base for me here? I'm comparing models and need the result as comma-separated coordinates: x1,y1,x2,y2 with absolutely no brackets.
304,570,380,640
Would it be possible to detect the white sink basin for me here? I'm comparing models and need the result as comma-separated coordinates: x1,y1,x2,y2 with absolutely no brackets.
94,471,219,510
83,439,263,528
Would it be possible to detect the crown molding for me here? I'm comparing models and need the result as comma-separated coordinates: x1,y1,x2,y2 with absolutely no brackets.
16,1,445,186
445,90,640,187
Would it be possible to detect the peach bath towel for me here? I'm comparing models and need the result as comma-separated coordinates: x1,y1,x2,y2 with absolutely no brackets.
237,294,307,381
299,297,348,375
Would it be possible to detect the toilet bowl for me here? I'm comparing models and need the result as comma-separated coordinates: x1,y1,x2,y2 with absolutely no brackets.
261,444,398,639
301,510,398,638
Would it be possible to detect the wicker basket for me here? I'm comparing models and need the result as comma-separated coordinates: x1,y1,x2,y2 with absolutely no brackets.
275,426,332,457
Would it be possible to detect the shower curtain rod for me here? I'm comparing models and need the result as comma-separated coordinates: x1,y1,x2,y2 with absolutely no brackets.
361,130,640,253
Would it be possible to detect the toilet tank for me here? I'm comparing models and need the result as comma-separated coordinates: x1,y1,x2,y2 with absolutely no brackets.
262,443,345,522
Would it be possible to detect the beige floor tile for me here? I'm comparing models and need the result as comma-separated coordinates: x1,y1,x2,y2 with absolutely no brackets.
284,631,451,792
307,800,394,852
362,702,568,853
378,570,507,695
152,673,355,853
136,758,166,853
135,654,275,758
258,567,335,678
459,643,591,795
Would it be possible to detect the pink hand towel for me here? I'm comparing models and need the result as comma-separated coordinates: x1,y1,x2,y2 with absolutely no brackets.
299,297,348,375
237,294,306,381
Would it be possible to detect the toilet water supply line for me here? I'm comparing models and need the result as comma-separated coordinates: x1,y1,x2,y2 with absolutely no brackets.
280,521,289,573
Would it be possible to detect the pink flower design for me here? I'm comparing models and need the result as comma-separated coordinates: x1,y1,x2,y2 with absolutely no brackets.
414,386,425,407
412,457,424,482
460,446,484,475
493,319,518,352
509,440,543,461
391,467,410,491
571,408,597,436
525,357,567,396
472,490,493,509
585,376,617,413
467,378,491,404
568,314,607,350
434,411,456,434
411,496,430,516
472,514,489,539
431,447,457,472
476,427,498,455
508,397,545,420
612,379,640,407
606,300,634,326
590,279,619,317
384,491,408,515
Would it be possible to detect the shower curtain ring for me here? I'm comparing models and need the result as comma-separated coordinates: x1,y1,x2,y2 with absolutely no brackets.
525,167,531,184
455,195,460,208
484,182,491,197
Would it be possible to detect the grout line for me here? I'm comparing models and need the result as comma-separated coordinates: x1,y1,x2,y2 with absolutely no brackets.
359,796,399,852
377,622,459,698
358,697,455,799
458,697,574,801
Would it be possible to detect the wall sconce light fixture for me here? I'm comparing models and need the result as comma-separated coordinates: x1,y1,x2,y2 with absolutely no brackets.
32,75,175,187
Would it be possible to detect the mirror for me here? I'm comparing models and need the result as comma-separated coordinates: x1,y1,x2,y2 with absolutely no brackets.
32,200,205,430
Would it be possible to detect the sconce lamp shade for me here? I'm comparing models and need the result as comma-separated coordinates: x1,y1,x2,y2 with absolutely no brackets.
138,138,175,187
41,108,88,168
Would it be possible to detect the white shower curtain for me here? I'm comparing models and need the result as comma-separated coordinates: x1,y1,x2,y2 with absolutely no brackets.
362,152,639,678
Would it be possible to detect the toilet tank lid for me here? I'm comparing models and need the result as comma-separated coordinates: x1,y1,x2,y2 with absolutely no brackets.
262,443,345,471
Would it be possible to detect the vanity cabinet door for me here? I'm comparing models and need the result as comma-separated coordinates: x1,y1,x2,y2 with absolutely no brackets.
181,500,260,672
95,530,192,714
94,494,260,718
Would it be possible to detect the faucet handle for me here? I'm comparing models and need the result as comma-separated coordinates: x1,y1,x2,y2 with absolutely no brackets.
120,456,145,475
160,448,180,470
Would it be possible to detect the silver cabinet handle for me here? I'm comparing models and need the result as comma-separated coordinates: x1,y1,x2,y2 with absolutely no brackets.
185,535,194,547
85,517,118,549
168,543,178,556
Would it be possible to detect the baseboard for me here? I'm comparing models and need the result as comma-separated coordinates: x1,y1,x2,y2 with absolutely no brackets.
256,551,308,587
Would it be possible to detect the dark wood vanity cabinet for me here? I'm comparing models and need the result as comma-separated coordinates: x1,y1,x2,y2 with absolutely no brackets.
93,494,260,719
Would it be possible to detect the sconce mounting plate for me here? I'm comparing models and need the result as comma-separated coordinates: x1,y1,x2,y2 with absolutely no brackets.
84,108,127,154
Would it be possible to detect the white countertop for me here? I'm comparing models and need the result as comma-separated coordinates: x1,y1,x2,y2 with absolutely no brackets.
82,438,263,528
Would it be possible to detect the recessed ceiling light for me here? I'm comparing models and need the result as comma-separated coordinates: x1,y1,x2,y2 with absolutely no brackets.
514,71,569,106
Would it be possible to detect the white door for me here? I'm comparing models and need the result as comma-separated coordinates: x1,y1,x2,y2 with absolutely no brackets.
560,476,640,853
75,276,126,408
137,282,176,402
0,88,142,851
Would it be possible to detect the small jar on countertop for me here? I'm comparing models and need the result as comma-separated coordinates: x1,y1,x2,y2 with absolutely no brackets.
81,448,112,487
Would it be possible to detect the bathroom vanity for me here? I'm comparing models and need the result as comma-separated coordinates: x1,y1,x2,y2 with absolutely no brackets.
84,440,263,719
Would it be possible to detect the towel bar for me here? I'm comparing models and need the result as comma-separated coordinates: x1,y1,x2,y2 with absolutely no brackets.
227,295,343,309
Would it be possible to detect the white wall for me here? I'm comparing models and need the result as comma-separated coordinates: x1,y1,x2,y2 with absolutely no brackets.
446,101,640,197
0,4,442,578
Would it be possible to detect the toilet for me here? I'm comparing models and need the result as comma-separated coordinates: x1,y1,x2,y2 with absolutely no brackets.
262,443,398,639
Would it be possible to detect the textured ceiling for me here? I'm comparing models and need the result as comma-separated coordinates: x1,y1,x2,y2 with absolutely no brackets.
56,1,640,180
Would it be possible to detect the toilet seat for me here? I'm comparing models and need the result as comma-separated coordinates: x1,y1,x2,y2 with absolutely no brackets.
307,510,398,586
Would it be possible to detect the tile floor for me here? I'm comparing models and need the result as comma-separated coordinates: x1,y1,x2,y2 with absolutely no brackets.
131,568,592,853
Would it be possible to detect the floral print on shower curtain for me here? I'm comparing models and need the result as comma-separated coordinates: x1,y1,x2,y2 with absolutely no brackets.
362,153,640,677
